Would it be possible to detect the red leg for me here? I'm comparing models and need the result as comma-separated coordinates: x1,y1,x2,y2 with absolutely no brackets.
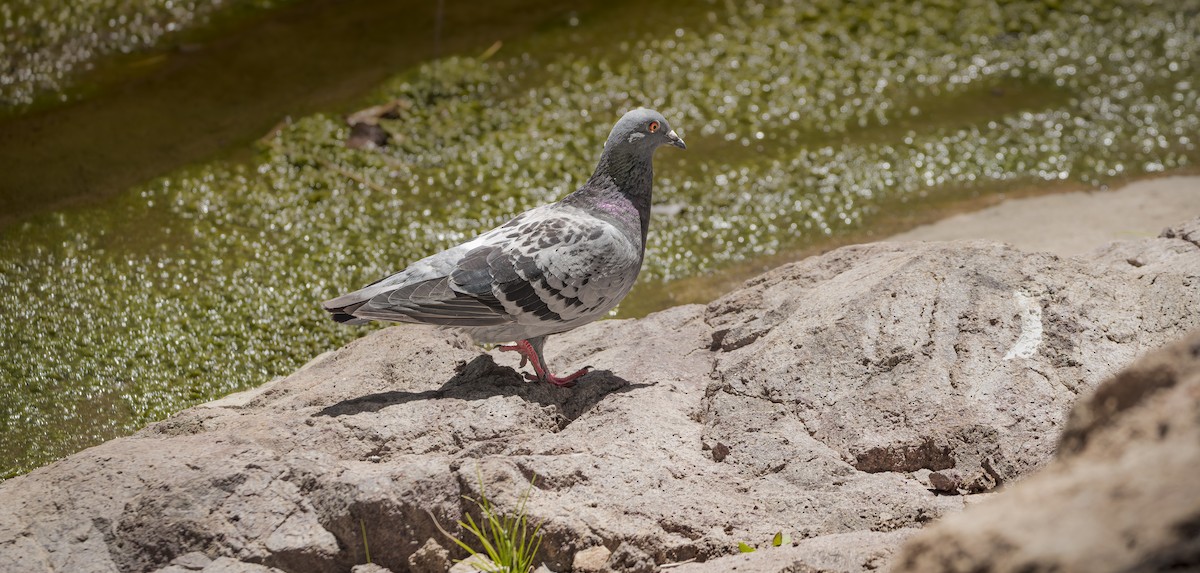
498,340,589,387
498,342,530,368
540,367,590,388
499,340,543,380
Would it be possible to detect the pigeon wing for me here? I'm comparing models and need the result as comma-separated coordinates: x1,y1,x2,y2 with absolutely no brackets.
348,273,512,326
322,239,502,325
450,212,641,326
334,209,639,327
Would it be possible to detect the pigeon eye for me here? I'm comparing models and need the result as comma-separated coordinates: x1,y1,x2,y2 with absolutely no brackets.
648,121,659,133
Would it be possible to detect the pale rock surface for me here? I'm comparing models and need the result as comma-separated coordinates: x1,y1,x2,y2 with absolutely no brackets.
406,539,449,573
350,564,394,573
892,328,1200,572
572,546,612,572
673,530,918,573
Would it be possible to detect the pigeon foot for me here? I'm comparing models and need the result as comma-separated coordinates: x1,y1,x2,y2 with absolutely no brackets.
498,342,531,368
526,367,590,388
498,339,588,387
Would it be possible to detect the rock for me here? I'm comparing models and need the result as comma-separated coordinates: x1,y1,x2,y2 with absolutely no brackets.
406,538,450,573
892,329,1200,572
345,99,409,150
703,235,1200,499
351,564,393,573
346,123,390,150
1159,216,1200,249
1,223,1199,572
572,545,612,571
925,470,962,494
447,554,494,573
672,530,917,573
169,552,214,570
153,557,286,573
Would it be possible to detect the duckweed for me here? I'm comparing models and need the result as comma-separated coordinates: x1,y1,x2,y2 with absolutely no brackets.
3,0,1198,477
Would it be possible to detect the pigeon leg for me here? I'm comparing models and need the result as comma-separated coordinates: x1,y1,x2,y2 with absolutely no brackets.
498,339,543,379
497,342,530,368
527,336,590,387
498,338,589,386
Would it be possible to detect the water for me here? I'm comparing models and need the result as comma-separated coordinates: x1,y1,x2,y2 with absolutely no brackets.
0,0,610,224
0,0,289,110
2,0,1198,478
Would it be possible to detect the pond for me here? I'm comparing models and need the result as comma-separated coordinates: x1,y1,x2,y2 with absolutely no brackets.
2,0,1197,478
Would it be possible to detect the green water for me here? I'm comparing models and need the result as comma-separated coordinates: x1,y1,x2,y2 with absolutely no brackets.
3,0,1199,478
0,0,610,223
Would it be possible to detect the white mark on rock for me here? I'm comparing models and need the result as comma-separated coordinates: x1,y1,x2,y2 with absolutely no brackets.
1004,290,1043,360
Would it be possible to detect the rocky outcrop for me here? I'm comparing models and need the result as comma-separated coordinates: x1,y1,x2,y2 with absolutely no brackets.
703,226,1200,495
2,222,1199,573
891,329,1200,572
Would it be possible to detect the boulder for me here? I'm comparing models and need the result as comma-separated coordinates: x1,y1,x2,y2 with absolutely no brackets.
1,221,1198,573
703,221,1200,489
891,329,1200,572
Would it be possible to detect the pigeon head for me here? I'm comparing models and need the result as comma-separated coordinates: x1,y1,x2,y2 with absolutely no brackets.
604,108,687,154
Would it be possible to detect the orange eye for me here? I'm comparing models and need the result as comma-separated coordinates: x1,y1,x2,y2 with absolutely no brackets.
648,121,659,133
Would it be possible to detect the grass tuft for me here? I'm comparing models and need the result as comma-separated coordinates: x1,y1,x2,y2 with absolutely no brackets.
431,471,544,573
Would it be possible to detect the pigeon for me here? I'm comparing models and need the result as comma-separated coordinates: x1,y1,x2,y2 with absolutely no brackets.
323,108,686,386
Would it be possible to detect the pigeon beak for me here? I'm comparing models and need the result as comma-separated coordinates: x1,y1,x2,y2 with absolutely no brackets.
666,129,687,150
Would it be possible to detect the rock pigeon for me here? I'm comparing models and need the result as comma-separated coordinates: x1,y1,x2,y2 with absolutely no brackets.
323,108,686,386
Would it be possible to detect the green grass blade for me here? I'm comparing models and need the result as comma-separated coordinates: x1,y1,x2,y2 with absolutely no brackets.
360,519,371,564
427,469,545,573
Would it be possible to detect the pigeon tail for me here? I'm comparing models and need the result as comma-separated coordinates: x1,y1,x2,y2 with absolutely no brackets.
330,313,370,325
323,299,371,325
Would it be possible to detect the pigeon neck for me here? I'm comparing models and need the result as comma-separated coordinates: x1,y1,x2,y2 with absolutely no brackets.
588,147,654,203
566,146,655,244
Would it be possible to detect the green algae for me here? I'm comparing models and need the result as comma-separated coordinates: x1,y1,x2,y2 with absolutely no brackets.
3,0,1199,477
0,0,607,224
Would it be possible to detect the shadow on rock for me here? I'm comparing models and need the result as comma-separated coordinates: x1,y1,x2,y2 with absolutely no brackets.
314,353,649,425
